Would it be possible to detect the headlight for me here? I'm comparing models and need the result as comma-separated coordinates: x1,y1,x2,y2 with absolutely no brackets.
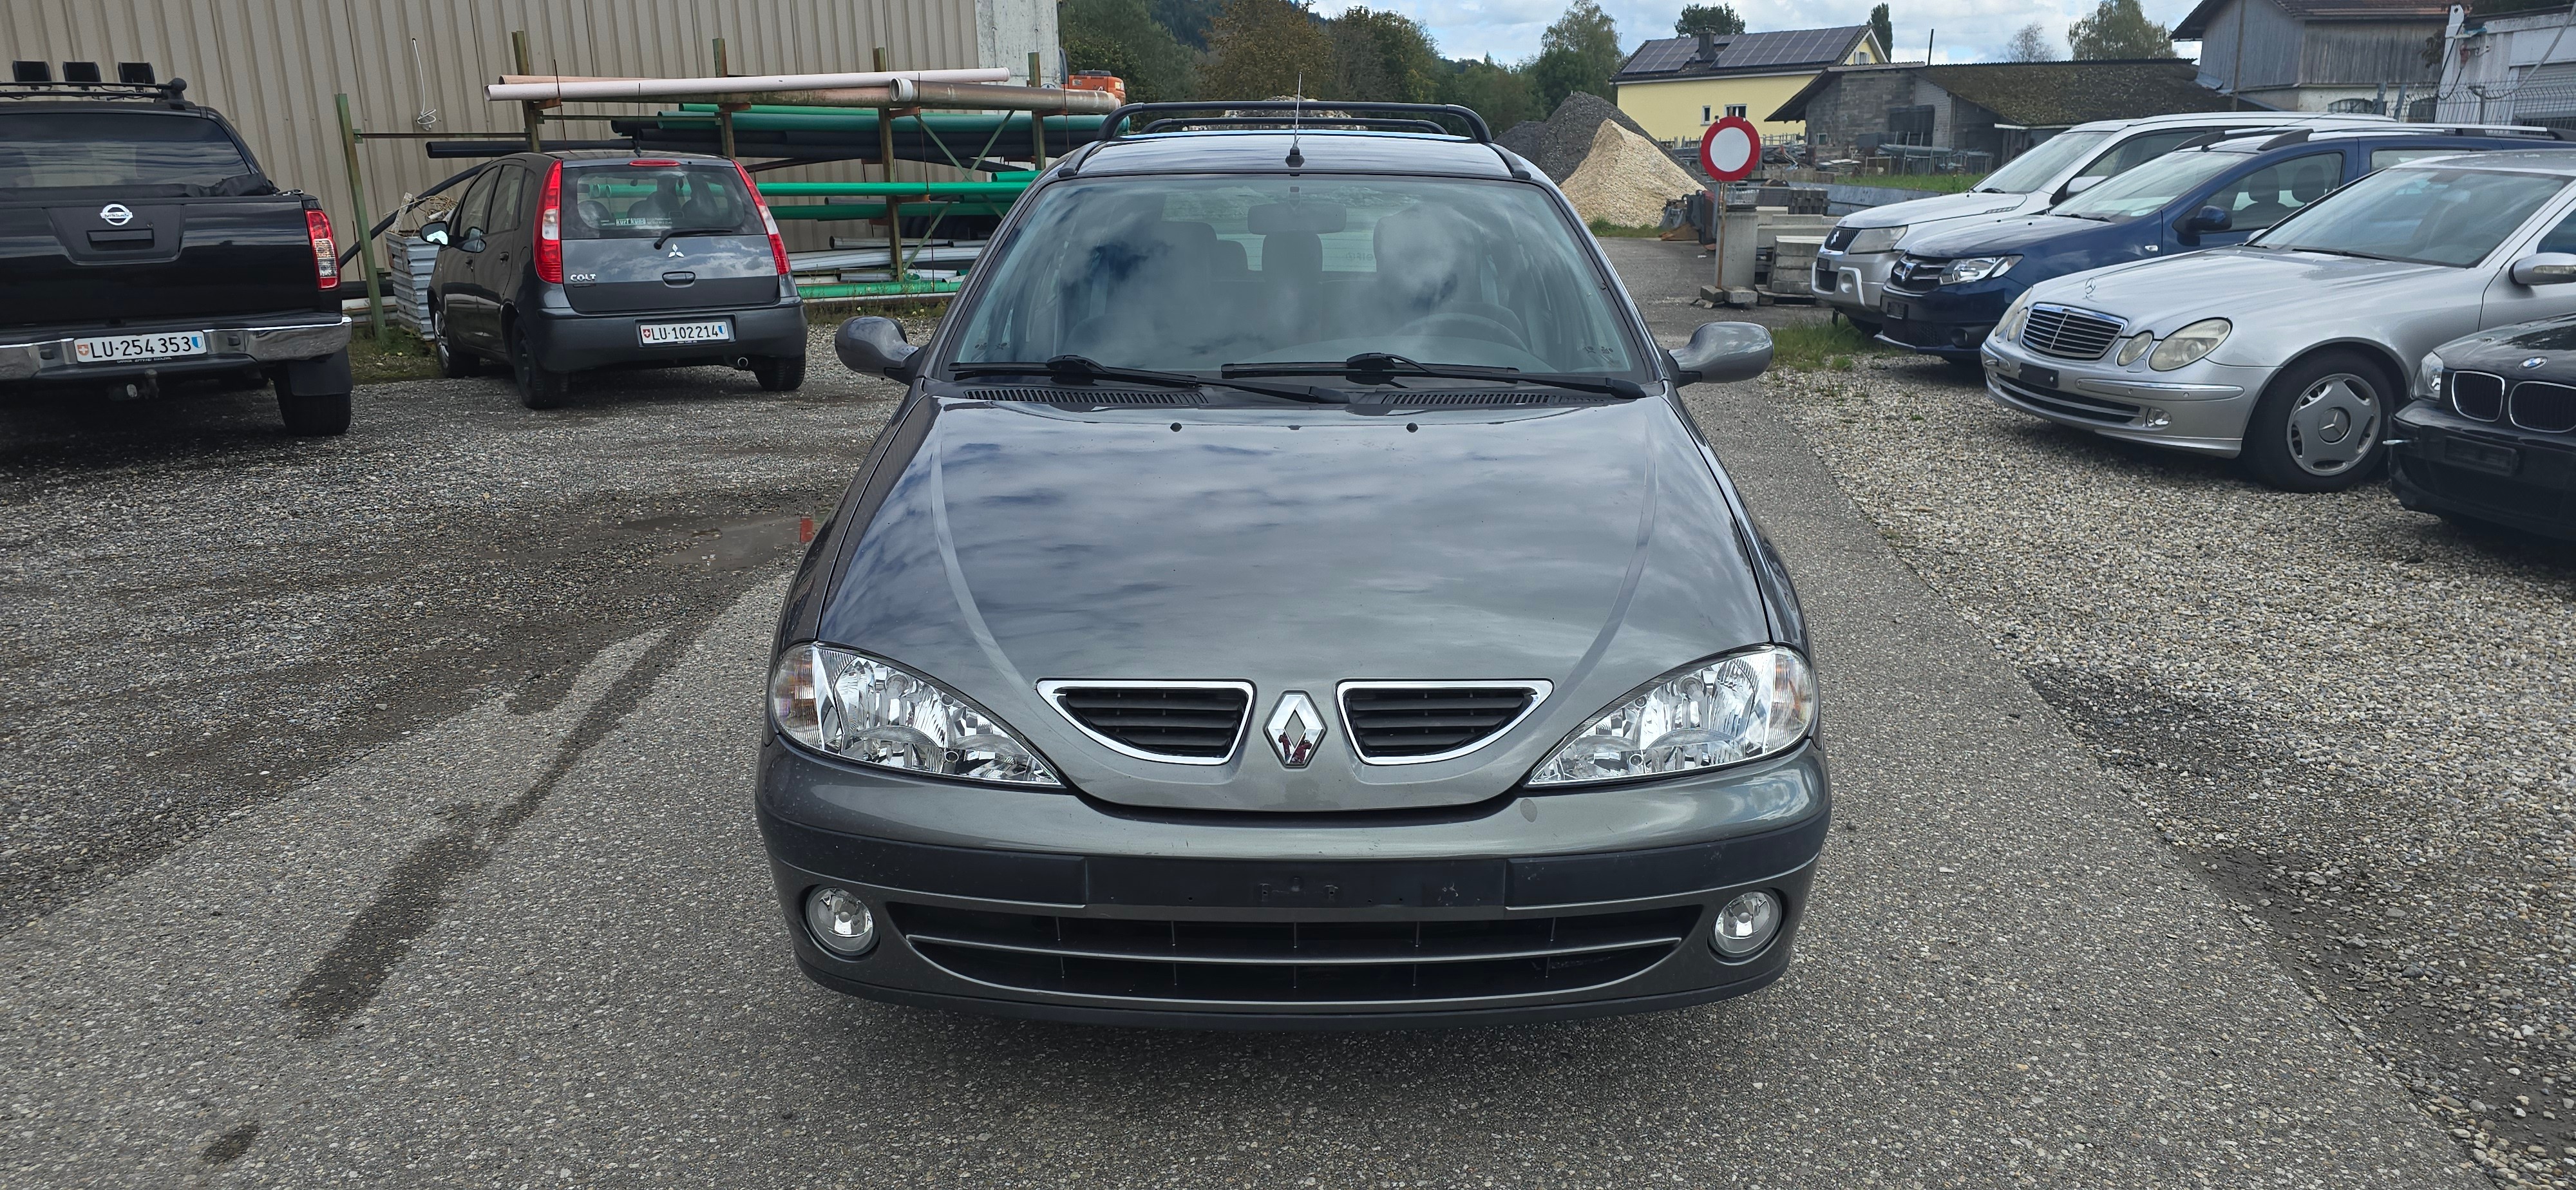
770,644,1061,786
1997,290,2037,342
1528,647,1815,788
1939,256,2018,285
2148,318,2231,371
2418,351,2444,403
2116,332,2153,366
1845,225,1906,254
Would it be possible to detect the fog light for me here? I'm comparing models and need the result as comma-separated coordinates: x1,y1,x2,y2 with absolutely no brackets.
804,887,876,956
2143,407,2172,429
1710,891,1781,958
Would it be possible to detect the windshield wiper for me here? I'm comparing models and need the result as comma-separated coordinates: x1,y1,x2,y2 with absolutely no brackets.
653,225,741,249
1222,354,1651,399
951,355,1348,403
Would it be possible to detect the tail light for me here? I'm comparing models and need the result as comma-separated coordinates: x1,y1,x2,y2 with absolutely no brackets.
304,209,339,289
534,160,564,284
734,161,791,276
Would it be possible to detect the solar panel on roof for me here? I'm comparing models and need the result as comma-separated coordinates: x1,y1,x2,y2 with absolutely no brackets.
1622,37,1698,75
1620,26,1862,77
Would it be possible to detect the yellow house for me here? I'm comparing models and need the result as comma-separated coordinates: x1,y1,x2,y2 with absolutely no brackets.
1614,26,1886,145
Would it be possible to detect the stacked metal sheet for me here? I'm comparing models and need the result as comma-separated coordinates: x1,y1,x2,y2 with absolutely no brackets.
383,236,440,334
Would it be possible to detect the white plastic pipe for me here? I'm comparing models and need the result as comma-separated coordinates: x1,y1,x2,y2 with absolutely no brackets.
487,68,1010,103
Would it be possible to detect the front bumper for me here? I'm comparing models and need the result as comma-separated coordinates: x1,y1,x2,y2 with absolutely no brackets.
523,299,804,374
757,736,1830,1029
2390,402,2576,539
1980,332,2266,458
1875,282,2012,359
1813,249,1894,319
0,314,350,383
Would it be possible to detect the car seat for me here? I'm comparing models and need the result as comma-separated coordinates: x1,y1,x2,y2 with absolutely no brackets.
1370,207,1528,348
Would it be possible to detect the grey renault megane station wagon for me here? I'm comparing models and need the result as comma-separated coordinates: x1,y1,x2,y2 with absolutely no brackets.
756,102,1823,1028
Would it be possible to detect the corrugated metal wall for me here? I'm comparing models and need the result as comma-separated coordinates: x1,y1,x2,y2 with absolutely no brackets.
2,0,1007,253
2195,0,2305,94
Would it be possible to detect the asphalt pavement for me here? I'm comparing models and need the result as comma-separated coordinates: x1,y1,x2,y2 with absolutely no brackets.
0,248,2484,1187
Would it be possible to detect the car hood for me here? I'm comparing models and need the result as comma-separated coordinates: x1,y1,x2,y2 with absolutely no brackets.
2027,247,2450,335
814,393,1776,813
1837,189,2037,232
1904,214,2113,260
2435,312,2576,370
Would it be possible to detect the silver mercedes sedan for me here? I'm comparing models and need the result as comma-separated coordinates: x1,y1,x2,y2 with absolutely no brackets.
1979,149,2576,490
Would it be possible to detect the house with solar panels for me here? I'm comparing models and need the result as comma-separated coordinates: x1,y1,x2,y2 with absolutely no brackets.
1611,25,1887,145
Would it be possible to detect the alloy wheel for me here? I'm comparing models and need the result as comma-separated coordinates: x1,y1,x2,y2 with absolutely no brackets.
2282,372,2380,477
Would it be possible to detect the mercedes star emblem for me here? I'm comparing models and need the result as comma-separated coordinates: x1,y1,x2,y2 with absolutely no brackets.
1265,692,1326,769
99,203,134,227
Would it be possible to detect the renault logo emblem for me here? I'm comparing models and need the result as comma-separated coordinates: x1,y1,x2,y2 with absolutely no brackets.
99,203,134,227
1265,692,1327,769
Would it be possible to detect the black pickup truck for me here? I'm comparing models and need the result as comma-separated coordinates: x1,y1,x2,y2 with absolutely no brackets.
0,77,353,434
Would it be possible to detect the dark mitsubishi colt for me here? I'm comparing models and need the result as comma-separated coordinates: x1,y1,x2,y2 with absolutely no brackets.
757,102,1827,1028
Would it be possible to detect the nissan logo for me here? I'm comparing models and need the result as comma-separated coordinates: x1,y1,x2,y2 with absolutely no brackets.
99,203,134,227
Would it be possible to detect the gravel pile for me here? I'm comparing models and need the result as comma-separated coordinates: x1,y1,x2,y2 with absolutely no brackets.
1495,118,1545,163
1761,357,2576,1186
1560,120,1703,228
1519,91,1658,183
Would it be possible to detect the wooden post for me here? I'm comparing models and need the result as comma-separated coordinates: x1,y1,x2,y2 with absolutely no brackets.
714,38,737,160
334,93,386,343
875,46,904,283
1027,51,1046,171
511,30,540,151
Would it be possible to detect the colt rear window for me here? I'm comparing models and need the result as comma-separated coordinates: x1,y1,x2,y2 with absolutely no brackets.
951,175,1644,376
563,164,759,240
0,112,256,189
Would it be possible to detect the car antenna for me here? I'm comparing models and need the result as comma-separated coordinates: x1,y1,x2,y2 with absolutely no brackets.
1287,75,1305,168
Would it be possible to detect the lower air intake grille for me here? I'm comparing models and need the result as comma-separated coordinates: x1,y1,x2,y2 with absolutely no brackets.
2021,306,2123,361
1339,683,1543,762
892,903,1694,1004
2452,371,2505,422
2511,380,2576,433
1042,683,1251,762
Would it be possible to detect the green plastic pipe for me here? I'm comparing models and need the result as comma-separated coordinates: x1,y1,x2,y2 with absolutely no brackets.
766,202,1014,220
795,278,964,298
756,180,1028,197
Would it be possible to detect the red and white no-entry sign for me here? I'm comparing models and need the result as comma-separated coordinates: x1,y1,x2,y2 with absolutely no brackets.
1700,116,1760,182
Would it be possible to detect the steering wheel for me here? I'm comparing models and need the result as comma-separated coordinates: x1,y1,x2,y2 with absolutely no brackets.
1394,311,1528,350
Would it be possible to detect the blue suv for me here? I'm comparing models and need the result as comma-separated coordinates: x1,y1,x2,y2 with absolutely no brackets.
1876,128,2562,361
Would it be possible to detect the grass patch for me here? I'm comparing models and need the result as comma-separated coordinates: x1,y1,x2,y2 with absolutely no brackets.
1589,219,1667,238
1830,173,1988,194
346,326,442,386
1768,320,1894,371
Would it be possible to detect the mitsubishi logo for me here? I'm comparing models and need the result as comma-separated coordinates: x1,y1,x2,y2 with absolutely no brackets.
99,203,134,227
1265,692,1327,769
668,244,685,258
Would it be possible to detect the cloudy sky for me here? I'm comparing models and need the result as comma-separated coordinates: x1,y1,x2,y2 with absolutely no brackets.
1309,0,2206,68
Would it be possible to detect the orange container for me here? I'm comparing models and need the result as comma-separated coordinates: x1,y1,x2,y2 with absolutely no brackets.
1065,72,1127,104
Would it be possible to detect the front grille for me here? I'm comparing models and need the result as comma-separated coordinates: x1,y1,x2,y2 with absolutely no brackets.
2451,371,2505,421
1824,225,1858,251
893,902,1695,1004
1886,255,1944,290
1338,683,1544,762
2020,306,2124,361
2511,380,2576,433
1041,683,1251,763
1993,375,2143,426
965,387,1200,406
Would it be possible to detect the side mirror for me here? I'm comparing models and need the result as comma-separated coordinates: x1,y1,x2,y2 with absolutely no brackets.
2512,252,2576,285
835,316,920,381
2184,205,2232,234
1670,321,1772,386
2060,175,2104,200
419,220,449,246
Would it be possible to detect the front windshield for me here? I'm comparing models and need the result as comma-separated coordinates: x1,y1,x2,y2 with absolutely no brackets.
2255,166,2570,267
1976,131,2108,194
948,173,1642,375
2052,149,2246,220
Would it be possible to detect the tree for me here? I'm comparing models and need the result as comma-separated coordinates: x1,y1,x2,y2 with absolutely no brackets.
1060,0,1196,103
1674,4,1745,36
1199,0,1334,99
2067,0,2174,59
1526,0,1622,115
1870,3,1893,59
1331,7,1443,102
1438,55,1540,132
2004,22,2056,61
1150,0,1228,50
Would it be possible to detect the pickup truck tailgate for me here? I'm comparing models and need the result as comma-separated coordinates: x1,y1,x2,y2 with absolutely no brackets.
0,196,319,328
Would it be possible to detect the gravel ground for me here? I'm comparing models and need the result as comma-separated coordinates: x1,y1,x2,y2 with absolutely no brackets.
0,319,918,925
1759,353,2576,1185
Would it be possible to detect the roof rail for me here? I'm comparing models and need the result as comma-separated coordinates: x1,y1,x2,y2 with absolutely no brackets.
1098,100,1493,144
0,77,189,108
1138,115,1454,136
2258,128,2313,150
